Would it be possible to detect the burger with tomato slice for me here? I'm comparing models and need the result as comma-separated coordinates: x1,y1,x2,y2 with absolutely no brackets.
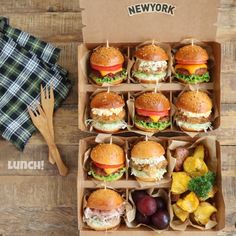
174,44,210,84
131,140,168,181
175,91,213,132
88,143,126,181
134,92,171,132
89,46,127,85
132,44,168,83
83,189,124,230
90,91,126,133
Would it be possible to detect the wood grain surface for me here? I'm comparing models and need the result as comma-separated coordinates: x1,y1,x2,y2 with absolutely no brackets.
0,0,235,235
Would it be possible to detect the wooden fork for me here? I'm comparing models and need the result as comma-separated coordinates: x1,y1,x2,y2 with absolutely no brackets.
28,105,68,176
41,84,55,165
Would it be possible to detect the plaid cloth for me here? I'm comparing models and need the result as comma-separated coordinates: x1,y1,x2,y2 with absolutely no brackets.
0,17,71,150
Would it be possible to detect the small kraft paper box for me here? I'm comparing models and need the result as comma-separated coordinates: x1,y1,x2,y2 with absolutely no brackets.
77,135,225,235
78,0,221,135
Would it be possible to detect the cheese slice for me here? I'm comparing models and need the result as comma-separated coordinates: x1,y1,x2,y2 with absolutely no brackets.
104,167,120,175
175,64,207,75
100,68,122,77
150,116,160,122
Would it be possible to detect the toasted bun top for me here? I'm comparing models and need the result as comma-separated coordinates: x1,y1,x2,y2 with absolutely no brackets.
91,92,125,109
90,46,124,66
87,189,124,211
131,141,165,158
135,92,170,111
175,45,209,62
135,44,168,61
176,91,213,113
91,143,125,165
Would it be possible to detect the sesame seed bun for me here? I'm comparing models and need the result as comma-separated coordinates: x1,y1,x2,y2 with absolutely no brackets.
176,91,212,113
91,143,125,165
136,176,161,182
86,189,124,211
91,92,125,109
131,140,165,158
135,92,170,111
175,45,209,63
135,45,168,61
90,46,124,67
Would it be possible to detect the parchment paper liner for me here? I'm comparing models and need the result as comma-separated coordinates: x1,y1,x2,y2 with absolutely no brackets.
171,38,215,84
128,40,173,85
125,188,170,232
168,136,218,230
127,136,175,188
83,89,129,133
79,44,129,87
82,134,129,186
82,187,127,231
172,87,220,137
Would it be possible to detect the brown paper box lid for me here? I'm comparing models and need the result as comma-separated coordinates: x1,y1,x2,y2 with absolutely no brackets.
80,0,219,43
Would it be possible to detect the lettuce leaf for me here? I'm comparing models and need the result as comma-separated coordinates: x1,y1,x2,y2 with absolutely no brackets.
175,72,210,84
132,71,166,80
135,116,171,130
89,69,127,83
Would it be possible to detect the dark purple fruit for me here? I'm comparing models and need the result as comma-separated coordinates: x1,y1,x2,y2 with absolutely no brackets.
155,197,166,210
151,210,170,230
132,190,147,204
137,195,157,216
135,211,151,225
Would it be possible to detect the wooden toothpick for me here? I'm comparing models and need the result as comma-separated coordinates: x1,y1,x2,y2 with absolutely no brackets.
110,136,113,144
106,40,109,48
191,38,194,46
152,39,155,45
145,135,148,141
107,86,110,93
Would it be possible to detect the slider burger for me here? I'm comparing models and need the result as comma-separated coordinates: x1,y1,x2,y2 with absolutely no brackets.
90,91,126,133
88,143,126,181
132,44,168,83
174,44,210,84
131,140,168,181
83,189,124,230
89,46,127,85
134,92,171,132
175,91,213,132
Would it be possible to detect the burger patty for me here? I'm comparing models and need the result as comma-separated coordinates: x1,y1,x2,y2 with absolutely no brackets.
176,68,207,76
91,109,125,122
132,160,168,171
135,114,170,123
175,112,211,124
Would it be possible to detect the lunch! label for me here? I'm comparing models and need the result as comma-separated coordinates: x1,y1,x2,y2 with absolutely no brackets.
127,2,176,16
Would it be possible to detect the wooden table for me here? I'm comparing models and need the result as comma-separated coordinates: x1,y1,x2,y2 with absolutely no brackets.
0,1,235,235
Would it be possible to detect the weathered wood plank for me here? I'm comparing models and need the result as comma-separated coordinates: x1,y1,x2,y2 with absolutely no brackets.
1,13,82,42
0,0,80,13
0,207,78,235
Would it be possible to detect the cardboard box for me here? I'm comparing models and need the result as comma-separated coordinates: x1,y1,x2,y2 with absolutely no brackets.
77,135,225,235
78,0,221,135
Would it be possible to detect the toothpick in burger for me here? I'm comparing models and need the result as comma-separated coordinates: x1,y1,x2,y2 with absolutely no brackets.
89,46,127,85
132,44,168,83
131,140,168,181
83,189,125,230
175,91,213,132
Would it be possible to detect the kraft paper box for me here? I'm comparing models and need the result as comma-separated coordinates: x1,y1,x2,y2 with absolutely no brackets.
77,135,225,235
78,0,221,135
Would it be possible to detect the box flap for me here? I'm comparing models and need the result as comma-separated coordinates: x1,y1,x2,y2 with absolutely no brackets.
80,0,219,43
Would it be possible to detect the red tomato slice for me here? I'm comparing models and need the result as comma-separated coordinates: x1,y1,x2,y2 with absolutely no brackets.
91,63,122,71
93,161,124,169
136,108,169,117
176,60,207,65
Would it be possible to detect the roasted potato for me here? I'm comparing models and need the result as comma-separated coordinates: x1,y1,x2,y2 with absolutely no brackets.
177,192,199,213
171,172,191,194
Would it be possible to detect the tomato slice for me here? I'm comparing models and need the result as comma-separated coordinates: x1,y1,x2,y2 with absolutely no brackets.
136,108,169,117
91,63,122,71
93,161,124,169
176,60,207,65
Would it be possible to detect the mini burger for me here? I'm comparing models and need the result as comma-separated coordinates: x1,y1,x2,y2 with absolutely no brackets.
90,92,126,133
88,143,126,181
83,189,124,230
89,46,127,85
134,92,171,132
174,44,210,84
131,140,168,181
175,91,213,132
132,44,168,83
